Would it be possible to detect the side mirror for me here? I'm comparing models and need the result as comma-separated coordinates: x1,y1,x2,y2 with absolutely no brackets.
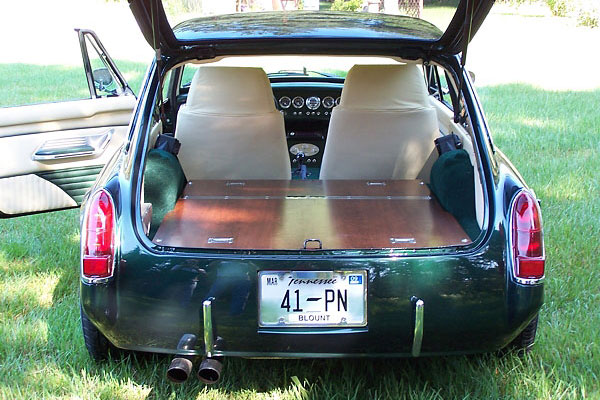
468,70,476,84
92,68,113,90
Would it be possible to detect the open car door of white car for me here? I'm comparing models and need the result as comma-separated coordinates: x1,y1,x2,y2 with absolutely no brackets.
0,29,135,218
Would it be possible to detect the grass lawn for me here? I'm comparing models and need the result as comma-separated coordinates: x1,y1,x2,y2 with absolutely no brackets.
0,61,147,108
319,1,332,11
0,59,599,398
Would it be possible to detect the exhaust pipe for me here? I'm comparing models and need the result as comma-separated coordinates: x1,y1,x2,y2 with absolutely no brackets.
167,357,193,383
197,357,223,384
166,334,197,383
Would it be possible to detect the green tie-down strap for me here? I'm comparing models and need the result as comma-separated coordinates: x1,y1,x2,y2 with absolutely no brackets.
143,149,187,239
429,149,480,240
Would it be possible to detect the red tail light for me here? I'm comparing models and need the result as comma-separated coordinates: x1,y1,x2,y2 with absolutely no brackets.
511,190,545,281
81,189,116,279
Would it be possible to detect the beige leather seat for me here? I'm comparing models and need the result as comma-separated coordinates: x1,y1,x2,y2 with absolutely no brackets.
320,64,439,180
175,66,291,180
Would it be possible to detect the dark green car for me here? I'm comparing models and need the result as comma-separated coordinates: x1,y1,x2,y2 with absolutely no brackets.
0,0,544,385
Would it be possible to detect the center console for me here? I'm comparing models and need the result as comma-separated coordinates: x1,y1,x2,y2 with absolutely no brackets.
271,82,343,177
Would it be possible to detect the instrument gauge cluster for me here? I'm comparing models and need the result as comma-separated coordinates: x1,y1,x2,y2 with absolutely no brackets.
277,94,341,114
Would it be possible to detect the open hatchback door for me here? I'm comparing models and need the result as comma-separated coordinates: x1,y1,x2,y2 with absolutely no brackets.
0,30,135,218
128,0,495,57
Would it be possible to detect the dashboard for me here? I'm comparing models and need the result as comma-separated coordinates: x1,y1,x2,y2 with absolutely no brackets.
271,81,344,174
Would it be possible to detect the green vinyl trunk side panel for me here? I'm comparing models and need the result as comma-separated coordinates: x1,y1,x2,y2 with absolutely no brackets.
37,165,104,204
143,149,186,239
429,149,480,239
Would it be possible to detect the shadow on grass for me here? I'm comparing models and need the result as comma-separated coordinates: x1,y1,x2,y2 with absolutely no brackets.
69,351,523,399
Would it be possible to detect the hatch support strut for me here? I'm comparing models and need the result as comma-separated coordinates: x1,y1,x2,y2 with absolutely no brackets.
149,0,166,123
455,0,475,124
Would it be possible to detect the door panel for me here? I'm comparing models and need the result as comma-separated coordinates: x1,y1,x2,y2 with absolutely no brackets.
0,96,134,137
0,97,134,216
37,166,104,205
0,30,136,217
0,174,77,215
0,97,134,177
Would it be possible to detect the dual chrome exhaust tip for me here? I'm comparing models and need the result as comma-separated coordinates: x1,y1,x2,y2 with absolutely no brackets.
167,299,224,384
165,333,223,385
166,356,223,385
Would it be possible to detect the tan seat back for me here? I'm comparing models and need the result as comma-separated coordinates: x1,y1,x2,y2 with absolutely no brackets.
175,66,291,180
320,64,439,180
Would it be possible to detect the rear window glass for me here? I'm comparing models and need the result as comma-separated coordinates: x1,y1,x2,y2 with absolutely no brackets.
164,0,459,40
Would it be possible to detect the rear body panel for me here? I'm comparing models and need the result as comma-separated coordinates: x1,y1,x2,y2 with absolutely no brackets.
81,223,542,357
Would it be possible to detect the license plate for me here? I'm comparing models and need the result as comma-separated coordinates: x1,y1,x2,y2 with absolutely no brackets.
258,270,367,327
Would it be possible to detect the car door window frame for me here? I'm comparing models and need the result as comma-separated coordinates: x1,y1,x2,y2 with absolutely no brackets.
425,64,454,110
77,29,134,99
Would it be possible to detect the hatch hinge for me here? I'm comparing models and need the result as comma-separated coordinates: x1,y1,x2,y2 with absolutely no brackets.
196,45,217,60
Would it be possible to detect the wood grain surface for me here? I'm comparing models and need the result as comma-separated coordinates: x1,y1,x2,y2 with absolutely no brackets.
152,180,471,250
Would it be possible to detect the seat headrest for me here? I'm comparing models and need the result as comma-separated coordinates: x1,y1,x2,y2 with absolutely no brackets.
339,64,430,111
185,66,276,115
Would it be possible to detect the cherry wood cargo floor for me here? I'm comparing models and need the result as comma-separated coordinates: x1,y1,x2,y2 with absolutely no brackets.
152,180,472,250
